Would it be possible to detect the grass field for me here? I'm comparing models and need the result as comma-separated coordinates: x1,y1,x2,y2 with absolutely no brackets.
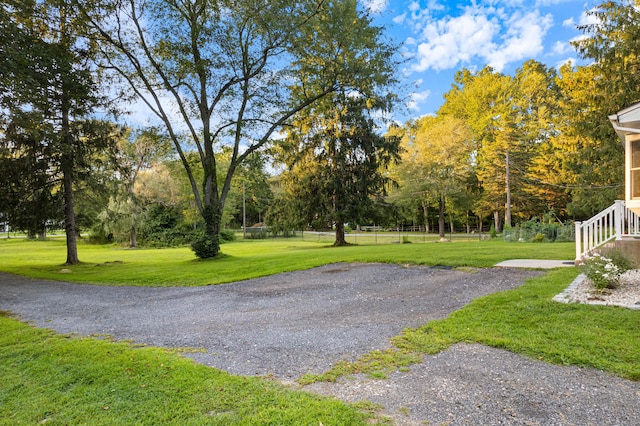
0,236,575,286
1,236,638,425
0,311,382,425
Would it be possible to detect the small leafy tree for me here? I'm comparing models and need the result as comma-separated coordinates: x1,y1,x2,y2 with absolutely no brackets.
102,128,174,247
390,115,474,238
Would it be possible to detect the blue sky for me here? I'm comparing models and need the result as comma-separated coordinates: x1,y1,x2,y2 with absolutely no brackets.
362,0,600,121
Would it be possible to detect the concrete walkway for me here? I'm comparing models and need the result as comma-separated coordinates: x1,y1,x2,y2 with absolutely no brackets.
494,259,575,268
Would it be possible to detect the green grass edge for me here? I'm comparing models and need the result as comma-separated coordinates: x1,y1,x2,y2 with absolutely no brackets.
299,268,640,384
0,311,390,425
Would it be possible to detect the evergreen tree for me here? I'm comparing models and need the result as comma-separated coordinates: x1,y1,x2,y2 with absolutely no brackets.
275,94,400,246
1,2,115,263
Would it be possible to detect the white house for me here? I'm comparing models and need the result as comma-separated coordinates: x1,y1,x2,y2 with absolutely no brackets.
609,102,640,215
575,102,640,261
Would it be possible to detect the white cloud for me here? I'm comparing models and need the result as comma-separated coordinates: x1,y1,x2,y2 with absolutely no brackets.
411,8,499,72
484,11,553,71
407,89,432,111
408,1,421,13
407,3,553,73
393,12,407,24
569,34,589,44
579,8,600,26
555,57,576,70
361,0,388,14
426,0,445,12
562,17,576,28
552,40,571,55
534,0,574,6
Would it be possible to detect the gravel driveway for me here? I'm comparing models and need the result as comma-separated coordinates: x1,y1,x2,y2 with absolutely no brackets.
1,263,639,425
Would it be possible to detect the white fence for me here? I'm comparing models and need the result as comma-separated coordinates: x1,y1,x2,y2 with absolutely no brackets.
575,200,640,260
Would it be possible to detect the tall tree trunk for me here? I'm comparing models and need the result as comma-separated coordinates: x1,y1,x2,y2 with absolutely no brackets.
192,203,221,258
493,210,502,233
191,154,221,258
422,200,429,234
62,161,79,265
334,222,347,246
438,196,446,238
61,102,79,265
505,148,512,227
130,225,137,248
58,6,79,265
127,185,137,248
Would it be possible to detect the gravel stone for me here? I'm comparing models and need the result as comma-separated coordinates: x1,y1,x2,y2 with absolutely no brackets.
308,343,640,425
1,263,638,425
554,270,640,309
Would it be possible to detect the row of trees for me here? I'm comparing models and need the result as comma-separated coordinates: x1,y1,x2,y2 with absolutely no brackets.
386,1,640,237
1,0,638,258
1,0,399,261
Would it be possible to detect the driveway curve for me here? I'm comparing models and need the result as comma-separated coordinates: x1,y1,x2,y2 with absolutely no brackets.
1,263,638,425
0,263,536,378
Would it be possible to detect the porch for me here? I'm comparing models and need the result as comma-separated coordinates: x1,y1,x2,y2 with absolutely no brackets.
575,200,640,262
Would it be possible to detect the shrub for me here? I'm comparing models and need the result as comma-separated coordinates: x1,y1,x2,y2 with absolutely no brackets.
191,234,220,259
606,249,636,272
219,229,236,242
532,233,545,243
504,217,575,243
245,228,269,239
581,252,633,289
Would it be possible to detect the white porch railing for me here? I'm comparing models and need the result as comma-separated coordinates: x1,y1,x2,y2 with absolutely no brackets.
575,200,640,261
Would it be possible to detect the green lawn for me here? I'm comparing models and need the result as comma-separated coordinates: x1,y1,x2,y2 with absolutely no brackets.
2,236,637,425
0,237,575,286
0,311,382,425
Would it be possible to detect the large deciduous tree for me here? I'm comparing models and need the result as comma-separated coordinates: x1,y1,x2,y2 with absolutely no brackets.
547,0,639,216
77,0,398,258
390,115,474,238
438,61,559,230
573,0,640,114
439,67,518,231
538,63,624,218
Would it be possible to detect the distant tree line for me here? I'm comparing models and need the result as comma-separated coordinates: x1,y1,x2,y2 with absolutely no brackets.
384,1,640,237
1,0,638,257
